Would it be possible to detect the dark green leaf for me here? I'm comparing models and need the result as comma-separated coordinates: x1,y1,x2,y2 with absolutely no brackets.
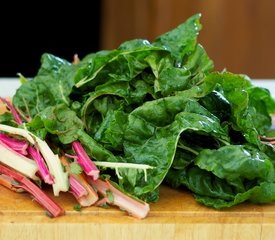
122,103,229,197
13,53,73,117
153,13,202,62
27,104,83,144
195,145,274,191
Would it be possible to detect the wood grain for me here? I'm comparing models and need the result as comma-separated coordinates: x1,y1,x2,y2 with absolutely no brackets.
101,0,275,79
1,101,275,240
2,184,275,240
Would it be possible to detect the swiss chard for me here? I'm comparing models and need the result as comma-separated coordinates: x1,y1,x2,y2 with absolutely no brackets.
166,144,275,209
12,54,73,118
2,13,275,217
0,163,64,217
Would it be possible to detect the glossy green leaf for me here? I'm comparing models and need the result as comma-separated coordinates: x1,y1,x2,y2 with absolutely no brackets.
13,54,73,117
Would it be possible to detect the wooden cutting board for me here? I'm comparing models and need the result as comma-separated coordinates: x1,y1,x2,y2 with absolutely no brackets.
1,102,275,240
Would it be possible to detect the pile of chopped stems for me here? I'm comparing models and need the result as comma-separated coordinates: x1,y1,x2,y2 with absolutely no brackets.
0,98,150,219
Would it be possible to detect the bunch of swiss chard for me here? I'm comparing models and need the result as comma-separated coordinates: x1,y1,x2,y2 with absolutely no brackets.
1,13,275,217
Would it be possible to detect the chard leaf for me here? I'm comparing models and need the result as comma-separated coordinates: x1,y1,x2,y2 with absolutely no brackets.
247,86,275,133
27,104,83,144
153,13,202,62
166,166,275,209
204,72,275,145
106,189,114,203
77,129,119,163
195,182,275,209
122,104,229,197
195,145,275,191
81,81,132,120
0,112,14,125
70,162,83,174
182,44,214,77
74,40,166,89
6,13,275,211
155,65,191,96
167,144,275,209
13,54,73,117
165,167,236,201
73,204,82,211
94,109,128,150
199,90,231,121
74,50,118,88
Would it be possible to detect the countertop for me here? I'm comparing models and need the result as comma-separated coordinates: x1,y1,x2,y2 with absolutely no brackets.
2,182,275,240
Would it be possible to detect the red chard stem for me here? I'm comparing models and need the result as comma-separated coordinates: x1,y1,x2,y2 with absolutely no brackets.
28,145,54,185
0,163,64,217
72,141,99,180
69,175,88,199
0,97,23,125
0,132,29,155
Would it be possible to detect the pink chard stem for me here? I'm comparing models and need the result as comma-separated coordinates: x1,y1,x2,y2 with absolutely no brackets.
0,97,22,125
91,179,150,219
28,145,54,185
72,141,99,180
76,173,99,207
0,163,64,217
69,175,88,199
0,132,29,155
60,156,99,207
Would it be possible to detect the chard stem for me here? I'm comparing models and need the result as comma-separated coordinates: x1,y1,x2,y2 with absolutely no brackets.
0,97,22,125
0,163,64,217
69,175,88,198
60,156,99,206
91,178,150,219
0,141,38,180
0,124,35,144
0,124,69,196
94,161,154,182
177,142,199,155
72,141,100,180
0,132,29,155
28,145,54,185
